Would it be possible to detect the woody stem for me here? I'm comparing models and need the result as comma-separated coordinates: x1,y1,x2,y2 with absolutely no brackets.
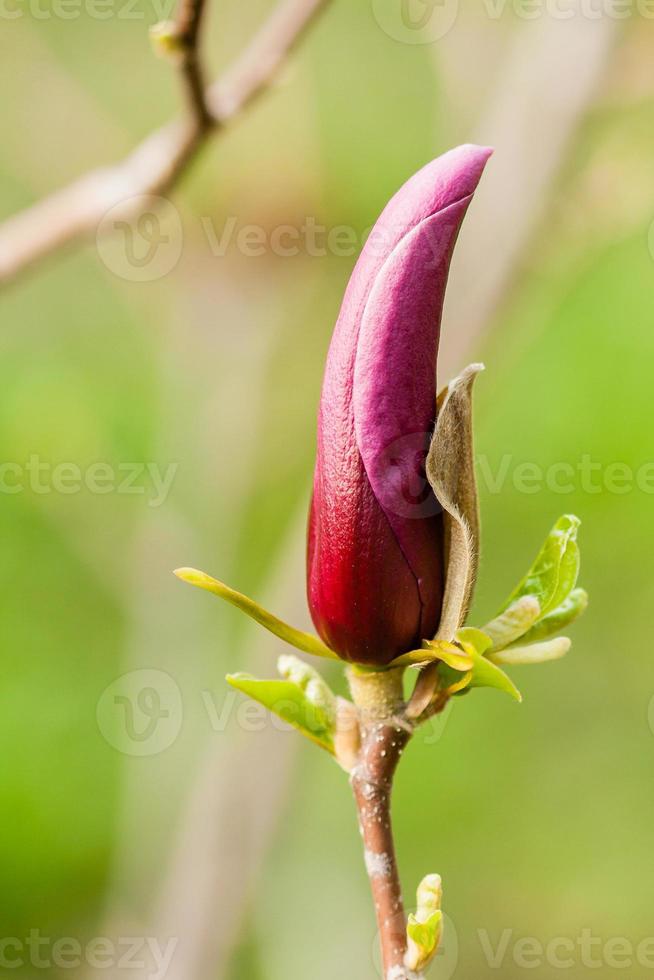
348,668,423,980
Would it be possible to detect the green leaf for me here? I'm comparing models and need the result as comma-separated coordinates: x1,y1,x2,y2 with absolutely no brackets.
516,588,588,647
456,626,493,656
491,637,571,665
226,671,335,753
466,650,522,701
174,567,338,661
407,910,442,949
435,632,520,701
435,662,472,695
482,596,542,651
423,641,475,672
405,874,443,972
406,911,442,970
277,653,337,717
501,514,581,618
457,634,522,702
393,639,473,671
548,533,581,614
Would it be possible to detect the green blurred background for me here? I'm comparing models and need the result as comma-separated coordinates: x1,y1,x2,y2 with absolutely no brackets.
1,1,654,977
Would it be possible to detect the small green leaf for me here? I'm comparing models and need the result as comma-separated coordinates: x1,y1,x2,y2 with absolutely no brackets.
548,533,580,614
434,662,472,695
466,652,522,701
435,634,520,701
482,596,542,651
458,637,522,702
456,626,493,656
501,515,581,618
277,654,337,719
405,874,443,972
423,640,475,672
491,637,571,665
517,588,588,646
407,910,442,948
444,669,473,695
393,639,473,671
406,911,442,970
226,672,335,752
175,567,338,661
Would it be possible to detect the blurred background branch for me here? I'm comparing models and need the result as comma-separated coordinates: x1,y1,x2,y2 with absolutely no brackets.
166,0,213,129
0,0,330,286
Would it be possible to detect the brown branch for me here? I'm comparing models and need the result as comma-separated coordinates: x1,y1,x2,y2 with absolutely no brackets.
347,667,426,980
0,0,330,286
352,723,417,980
169,0,213,130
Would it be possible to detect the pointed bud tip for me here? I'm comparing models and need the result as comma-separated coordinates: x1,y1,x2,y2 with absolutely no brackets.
423,873,442,888
417,872,442,903
446,143,494,189
458,142,494,162
417,145,493,215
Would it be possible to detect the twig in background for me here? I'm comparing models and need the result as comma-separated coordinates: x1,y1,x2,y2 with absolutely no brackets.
0,0,331,285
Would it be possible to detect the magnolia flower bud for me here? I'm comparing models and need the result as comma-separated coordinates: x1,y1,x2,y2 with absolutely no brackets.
307,145,492,665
